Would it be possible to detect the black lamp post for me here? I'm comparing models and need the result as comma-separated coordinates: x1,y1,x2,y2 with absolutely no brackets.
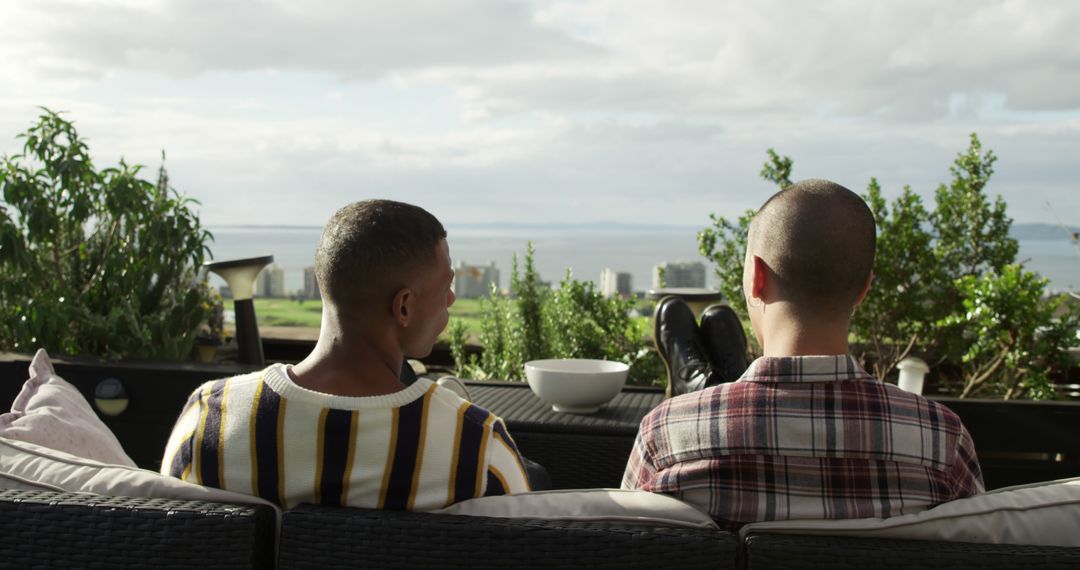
205,255,274,367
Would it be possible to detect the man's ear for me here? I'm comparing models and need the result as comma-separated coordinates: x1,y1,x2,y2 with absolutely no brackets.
750,255,769,301
392,287,414,327
853,270,874,307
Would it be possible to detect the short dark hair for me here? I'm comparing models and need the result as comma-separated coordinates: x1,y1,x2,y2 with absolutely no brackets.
315,200,447,313
748,179,876,317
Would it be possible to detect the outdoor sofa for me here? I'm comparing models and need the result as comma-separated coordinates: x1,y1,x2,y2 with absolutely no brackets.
0,488,276,569
0,487,734,570
3,349,1080,569
5,487,1080,569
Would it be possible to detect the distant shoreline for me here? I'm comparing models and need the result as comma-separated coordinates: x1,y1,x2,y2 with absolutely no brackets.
205,223,1080,294
207,222,1080,240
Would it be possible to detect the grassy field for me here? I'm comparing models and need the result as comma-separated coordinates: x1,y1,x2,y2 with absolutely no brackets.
446,298,485,339
253,298,324,328
252,297,487,339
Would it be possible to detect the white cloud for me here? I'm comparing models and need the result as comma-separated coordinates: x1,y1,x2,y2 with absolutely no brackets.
1,0,1079,228
0,0,596,81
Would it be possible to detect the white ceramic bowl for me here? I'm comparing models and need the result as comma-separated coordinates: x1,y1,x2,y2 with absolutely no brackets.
524,359,629,414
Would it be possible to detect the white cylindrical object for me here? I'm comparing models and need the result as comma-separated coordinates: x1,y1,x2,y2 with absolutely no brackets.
215,264,268,301
205,255,274,301
896,357,930,394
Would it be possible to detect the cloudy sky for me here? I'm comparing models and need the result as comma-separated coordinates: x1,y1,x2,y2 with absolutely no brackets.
2,0,1079,227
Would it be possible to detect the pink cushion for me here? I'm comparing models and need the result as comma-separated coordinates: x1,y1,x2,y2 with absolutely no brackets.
0,349,136,467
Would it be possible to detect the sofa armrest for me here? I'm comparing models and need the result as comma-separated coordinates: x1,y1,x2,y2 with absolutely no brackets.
0,488,276,569
744,532,1080,569
280,503,737,570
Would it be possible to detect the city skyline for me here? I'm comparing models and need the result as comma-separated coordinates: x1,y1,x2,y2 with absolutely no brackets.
205,220,1080,299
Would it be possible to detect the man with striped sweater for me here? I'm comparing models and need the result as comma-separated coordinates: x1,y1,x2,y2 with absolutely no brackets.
162,200,530,510
623,180,984,530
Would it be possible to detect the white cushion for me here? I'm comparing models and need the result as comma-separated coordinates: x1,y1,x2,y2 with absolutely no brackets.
0,435,277,511
739,477,1080,547
0,472,64,492
434,488,719,530
0,349,135,467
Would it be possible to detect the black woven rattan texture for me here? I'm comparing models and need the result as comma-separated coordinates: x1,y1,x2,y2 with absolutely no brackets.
744,533,1080,570
0,489,276,569
467,383,664,489
467,383,663,436
510,431,636,489
279,503,736,570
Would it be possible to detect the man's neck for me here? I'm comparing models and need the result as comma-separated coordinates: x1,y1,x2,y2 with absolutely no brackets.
289,320,406,397
758,311,851,357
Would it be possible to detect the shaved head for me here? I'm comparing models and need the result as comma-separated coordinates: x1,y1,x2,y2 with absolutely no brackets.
747,179,875,318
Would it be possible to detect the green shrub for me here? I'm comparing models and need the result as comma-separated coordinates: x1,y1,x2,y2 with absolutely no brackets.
939,265,1080,399
698,134,1080,399
448,243,663,386
0,108,214,360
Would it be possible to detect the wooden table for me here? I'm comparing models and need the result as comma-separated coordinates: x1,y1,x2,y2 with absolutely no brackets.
465,381,665,489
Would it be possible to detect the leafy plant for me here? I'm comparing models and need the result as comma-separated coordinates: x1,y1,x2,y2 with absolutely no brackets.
512,243,545,365
0,108,215,360
853,135,1027,383
759,148,793,189
448,243,663,386
938,266,1079,399
698,134,1079,399
852,179,938,379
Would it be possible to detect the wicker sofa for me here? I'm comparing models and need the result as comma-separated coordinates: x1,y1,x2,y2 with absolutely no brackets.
278,503,735,569
0,488,735,570
0,489,277,569
742,532,1080,569
7,488,1080,569
4,350,1080,569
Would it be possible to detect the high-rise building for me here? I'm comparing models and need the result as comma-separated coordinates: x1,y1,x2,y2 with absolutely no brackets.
255,264,286,298
652,260,706,289
303,266,321,300
599,268,633,298
454,261,500,298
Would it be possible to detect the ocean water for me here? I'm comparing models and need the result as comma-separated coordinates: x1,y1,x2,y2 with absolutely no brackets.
204,226,1080,295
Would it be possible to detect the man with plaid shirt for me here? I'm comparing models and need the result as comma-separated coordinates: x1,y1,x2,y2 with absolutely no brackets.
623,180,984,531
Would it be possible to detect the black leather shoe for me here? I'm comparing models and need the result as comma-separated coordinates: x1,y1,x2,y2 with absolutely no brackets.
653,296,714,397
699,304,749,384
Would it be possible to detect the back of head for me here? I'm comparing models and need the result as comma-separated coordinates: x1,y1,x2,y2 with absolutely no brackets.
315,200,446,317
747,179,875,318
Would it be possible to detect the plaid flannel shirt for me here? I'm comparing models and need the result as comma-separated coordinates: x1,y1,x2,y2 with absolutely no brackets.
622,355,984,531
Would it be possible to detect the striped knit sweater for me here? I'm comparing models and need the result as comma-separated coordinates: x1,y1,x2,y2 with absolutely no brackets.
161,363,531,510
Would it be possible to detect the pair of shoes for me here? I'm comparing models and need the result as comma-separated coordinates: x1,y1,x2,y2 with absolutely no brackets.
654,296,714,397
653,296,748,397
700,304,749,383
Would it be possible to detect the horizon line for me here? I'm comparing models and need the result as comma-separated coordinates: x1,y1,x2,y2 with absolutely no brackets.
205,220,1080,234
206,221,708,231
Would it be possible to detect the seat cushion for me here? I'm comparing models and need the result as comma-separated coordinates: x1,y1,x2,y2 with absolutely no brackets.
739,477,1080,547
434,488,719,529
0,435,276,510
0,349,135,466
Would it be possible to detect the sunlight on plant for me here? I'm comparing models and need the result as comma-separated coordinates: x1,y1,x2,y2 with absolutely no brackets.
0,108,215,359
448,243,665,386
